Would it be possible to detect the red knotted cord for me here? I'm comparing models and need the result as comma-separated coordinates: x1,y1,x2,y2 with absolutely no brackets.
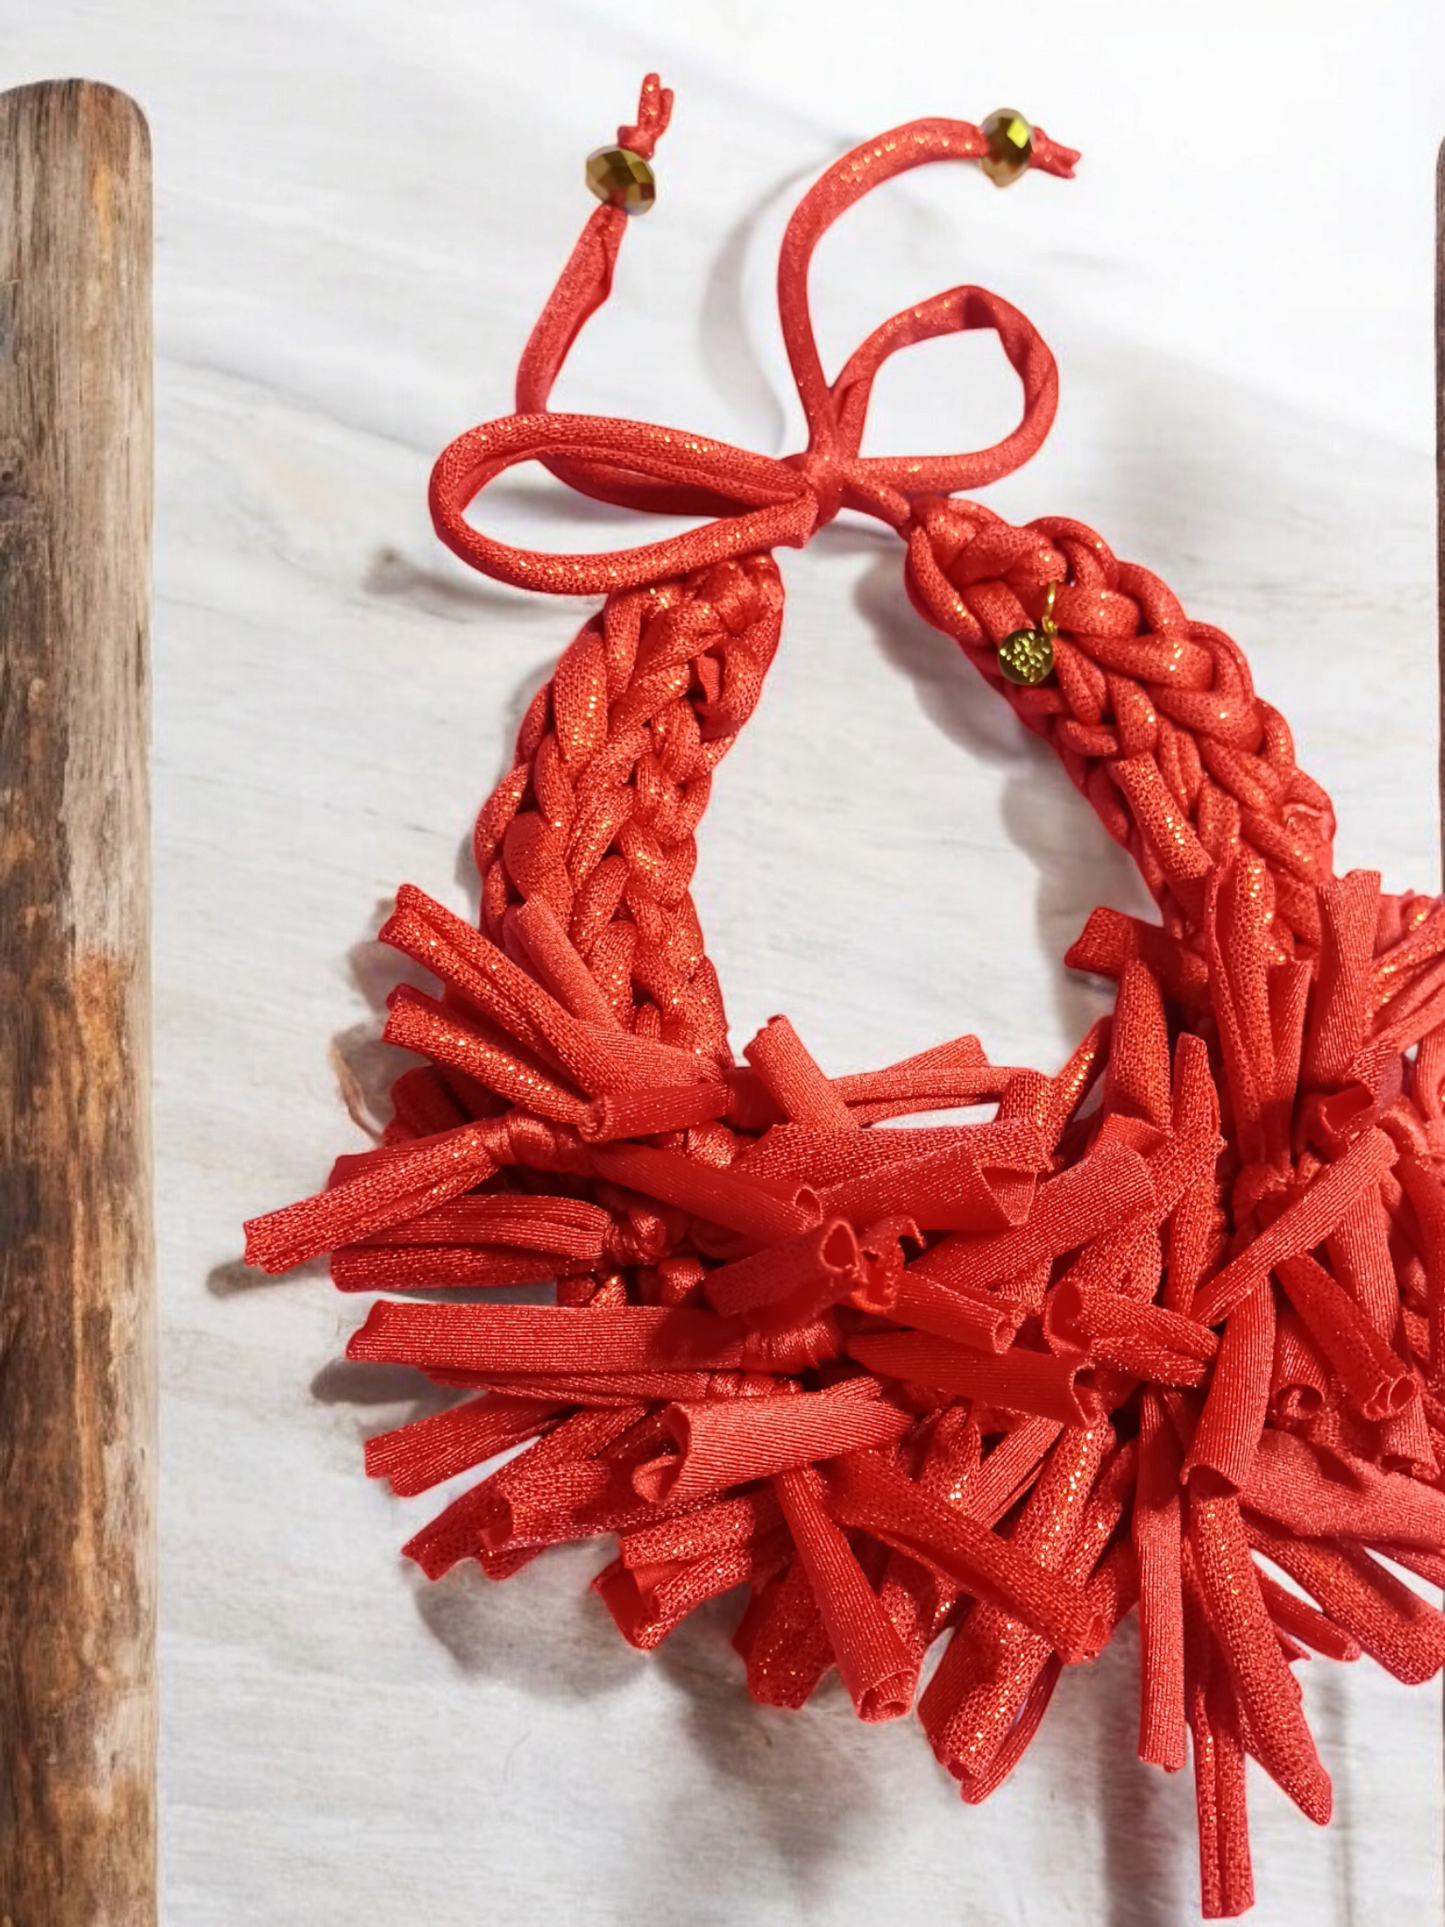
248,75,1445,1920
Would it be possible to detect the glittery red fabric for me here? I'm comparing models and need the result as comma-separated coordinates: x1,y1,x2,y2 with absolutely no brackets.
247,77,1445,1919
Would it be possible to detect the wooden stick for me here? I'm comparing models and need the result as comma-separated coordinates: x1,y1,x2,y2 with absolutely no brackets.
0,82,155,1922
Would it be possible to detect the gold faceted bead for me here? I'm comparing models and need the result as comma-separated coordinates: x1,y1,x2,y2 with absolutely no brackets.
585,145,656,215
997,625,1054,686
981,108,1033,188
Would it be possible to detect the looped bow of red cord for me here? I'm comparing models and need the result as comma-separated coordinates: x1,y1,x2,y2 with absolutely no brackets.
247,76,1445,1919
431,77,1074,590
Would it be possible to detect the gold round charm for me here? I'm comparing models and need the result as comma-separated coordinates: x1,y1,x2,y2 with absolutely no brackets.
997,625,1054,685
585,146,657,215
981,109,1033,189
997,582,1059,685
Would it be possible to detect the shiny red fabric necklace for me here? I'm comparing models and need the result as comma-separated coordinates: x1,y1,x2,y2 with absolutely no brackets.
247,77,1445,1919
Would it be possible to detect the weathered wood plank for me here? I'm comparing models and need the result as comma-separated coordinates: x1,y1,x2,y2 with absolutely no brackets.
0,80,155,1923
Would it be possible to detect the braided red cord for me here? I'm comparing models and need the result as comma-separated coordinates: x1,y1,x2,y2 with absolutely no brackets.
249,79,1445,1919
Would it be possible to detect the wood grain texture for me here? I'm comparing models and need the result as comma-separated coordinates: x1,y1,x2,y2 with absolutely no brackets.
0,81,155,1924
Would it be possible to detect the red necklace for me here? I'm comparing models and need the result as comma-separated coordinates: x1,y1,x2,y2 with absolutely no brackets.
247,77,1445,1919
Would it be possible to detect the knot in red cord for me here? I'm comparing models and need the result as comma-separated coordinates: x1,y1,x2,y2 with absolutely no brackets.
785,448,847,533
616,72,672,159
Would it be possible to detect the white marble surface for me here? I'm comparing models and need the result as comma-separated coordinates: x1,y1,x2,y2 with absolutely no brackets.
8,3,1445,1920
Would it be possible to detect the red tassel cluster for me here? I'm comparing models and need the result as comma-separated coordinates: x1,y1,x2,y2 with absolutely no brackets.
246,78,1445,1918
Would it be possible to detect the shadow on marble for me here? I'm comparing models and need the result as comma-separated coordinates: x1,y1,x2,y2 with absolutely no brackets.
349,916,438,1006
696,163,807,451
410,1550,649,1700
1306,1665,1362,1927
408,1555,900,1898
1082,1624,1194,1927
362,545,514,620
648,1596,900,1898
309,1357,476,1456
391,1548,1222,1922
451,827,484,923
446,660,552,922
206,1252,328,1298
359,472,677,621
851,545,1150,1051
310,1358,450,1408
327,918,451,1134
318,634,554,1125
